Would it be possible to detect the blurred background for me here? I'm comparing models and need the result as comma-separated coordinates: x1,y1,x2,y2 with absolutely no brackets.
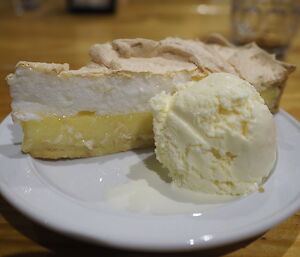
0,0,299,120
0,0,233,67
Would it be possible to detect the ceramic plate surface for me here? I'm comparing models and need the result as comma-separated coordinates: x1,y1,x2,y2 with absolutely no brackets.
0,110,299,251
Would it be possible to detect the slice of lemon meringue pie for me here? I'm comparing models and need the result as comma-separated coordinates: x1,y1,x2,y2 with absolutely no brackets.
6,36,295,159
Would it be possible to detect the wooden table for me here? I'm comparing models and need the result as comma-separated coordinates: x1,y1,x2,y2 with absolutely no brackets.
0,1,299,256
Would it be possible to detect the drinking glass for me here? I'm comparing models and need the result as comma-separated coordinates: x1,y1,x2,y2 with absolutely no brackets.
231,0,300,59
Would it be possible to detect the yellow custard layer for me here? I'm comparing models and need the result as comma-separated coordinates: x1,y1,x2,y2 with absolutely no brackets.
22,112,154,159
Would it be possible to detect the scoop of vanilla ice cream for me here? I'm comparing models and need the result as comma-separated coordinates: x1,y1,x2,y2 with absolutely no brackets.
150,73,277,195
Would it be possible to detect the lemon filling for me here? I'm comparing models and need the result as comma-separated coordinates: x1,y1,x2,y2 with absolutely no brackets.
22,112,154,159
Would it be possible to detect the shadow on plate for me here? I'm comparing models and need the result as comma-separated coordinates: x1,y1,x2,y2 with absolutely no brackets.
0,142,24,159
8,123,23,143
130,150,171,183
0,123,24,159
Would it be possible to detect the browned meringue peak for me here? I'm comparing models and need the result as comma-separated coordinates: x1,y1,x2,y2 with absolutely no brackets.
88,39,196,74
88,36,295,89
88,37,236,74
206,34,296,90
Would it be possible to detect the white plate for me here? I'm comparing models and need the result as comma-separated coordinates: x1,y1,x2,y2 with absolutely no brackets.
0,110,300,251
